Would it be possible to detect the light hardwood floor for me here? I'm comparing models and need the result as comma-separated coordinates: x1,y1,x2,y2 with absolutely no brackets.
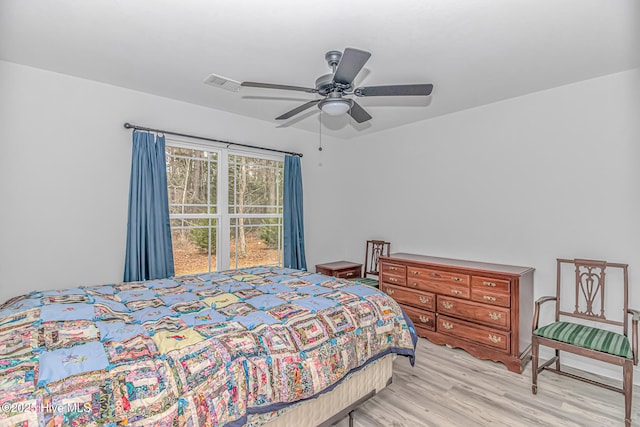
335,338,640,427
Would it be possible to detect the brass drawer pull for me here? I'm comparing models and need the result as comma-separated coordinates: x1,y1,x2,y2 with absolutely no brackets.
430,272,441,278
451,277,462,282
386,288,394,295
483,295,497,301
442,321,453,330
418,296,430,304
488,334,502,343
389,266,398,271
409,282,418,288
451,289,462,295
346,272,353,276
419,315,430,324
483,281,497,287
412,271,420,275
442,301,454,309
488,312,502,320
389,277,398,283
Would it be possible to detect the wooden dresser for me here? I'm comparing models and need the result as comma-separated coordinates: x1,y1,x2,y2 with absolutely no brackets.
379,253,534,373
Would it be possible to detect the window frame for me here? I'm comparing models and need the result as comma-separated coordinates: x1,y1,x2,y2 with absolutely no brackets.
165,136,284,273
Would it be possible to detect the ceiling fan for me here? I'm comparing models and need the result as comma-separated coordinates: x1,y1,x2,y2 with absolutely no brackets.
240,48,434,124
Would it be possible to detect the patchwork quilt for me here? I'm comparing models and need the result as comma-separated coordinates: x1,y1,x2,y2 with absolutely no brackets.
0,267,416,426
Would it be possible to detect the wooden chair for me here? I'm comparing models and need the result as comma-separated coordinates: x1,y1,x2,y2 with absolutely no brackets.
349,240,390,288
531,258,639,427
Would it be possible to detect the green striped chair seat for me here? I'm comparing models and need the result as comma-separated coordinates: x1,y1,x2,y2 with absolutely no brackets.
348,277,379,288
534,321,632,359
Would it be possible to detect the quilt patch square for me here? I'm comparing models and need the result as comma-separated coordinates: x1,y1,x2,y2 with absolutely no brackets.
216,281,253,293
131,306,174,323
323,290,360,305
37,341,109,385
118,289,157,302
319,307,357,335
159,293,198,306
38,320,99,350
232,288,265,299
253,324,298,354
298,273,331,285
91,296,129,312
293,296,338,312
104,335,157,364
193,321,246,339
266,303,309,321
203,293,240,309
287,314,330,351
245,294,286,310
181,309,226,327
97,320,145,342
152,328,205,353
234,311,278,329
93,304,134,323
295,285,334,296
345,300,379,328
0,326,35,357
217,302,256,318
125,298,166,311
171,300,208,315
39,303,95,322
109,359,175,419
142,317,188,336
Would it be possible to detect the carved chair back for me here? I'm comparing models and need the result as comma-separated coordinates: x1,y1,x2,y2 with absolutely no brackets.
555,258,629,336
364,240,390,278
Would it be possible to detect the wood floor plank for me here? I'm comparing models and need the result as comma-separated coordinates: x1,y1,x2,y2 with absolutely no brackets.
333,338,640,426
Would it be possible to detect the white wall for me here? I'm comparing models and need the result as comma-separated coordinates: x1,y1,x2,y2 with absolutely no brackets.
309,68,640,380
0,60,339,302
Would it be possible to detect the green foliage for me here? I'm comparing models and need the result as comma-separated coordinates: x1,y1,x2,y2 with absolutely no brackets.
190,219,217,252
259,219,281,248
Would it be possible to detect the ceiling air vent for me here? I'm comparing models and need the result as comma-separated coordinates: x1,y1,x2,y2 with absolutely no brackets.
203,73,241,92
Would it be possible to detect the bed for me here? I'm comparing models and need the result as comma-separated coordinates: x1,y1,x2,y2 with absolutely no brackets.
0,266,416,426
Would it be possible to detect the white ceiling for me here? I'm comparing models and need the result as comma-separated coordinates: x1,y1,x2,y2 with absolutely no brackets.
1,0,639,139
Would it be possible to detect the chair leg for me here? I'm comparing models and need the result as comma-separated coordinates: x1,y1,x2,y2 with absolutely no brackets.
555,349,561,371
531,336,539,394
623,360,633,427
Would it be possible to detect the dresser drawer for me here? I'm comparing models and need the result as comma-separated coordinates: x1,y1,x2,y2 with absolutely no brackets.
437,296,510,329
381,262,406,276
470,288,510,307
471,276,511,293
381,272,406,286
438,315,510,352
381,284,434,310
407,277,470,299
401,305,435,331
408,267,470,285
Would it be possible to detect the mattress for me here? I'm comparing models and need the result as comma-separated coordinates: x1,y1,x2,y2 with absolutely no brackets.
0,266,415,426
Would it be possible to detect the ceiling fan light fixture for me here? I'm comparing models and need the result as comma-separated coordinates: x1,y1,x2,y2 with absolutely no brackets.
319,98,352,116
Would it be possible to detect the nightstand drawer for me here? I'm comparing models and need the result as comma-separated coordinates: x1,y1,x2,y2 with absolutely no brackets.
316,261,362,279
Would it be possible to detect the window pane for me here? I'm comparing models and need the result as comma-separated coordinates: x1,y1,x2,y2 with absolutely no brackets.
171,218,217,275
228,155,283,215
166,147,218,215
229,217,282,269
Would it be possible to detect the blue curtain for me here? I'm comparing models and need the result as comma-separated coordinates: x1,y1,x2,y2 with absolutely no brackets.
124,131,174,281
283,155,307,270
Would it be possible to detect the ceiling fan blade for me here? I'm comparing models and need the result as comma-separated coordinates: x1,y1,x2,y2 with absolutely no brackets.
333,48,371,85
241,81,317,94
347,100,372,123
276,99,321,120
354,84,434,97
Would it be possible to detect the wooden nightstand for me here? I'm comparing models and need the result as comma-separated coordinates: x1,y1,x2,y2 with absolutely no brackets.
315,261,362,279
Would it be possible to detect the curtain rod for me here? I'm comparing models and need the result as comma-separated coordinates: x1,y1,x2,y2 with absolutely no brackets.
123,122,303,157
